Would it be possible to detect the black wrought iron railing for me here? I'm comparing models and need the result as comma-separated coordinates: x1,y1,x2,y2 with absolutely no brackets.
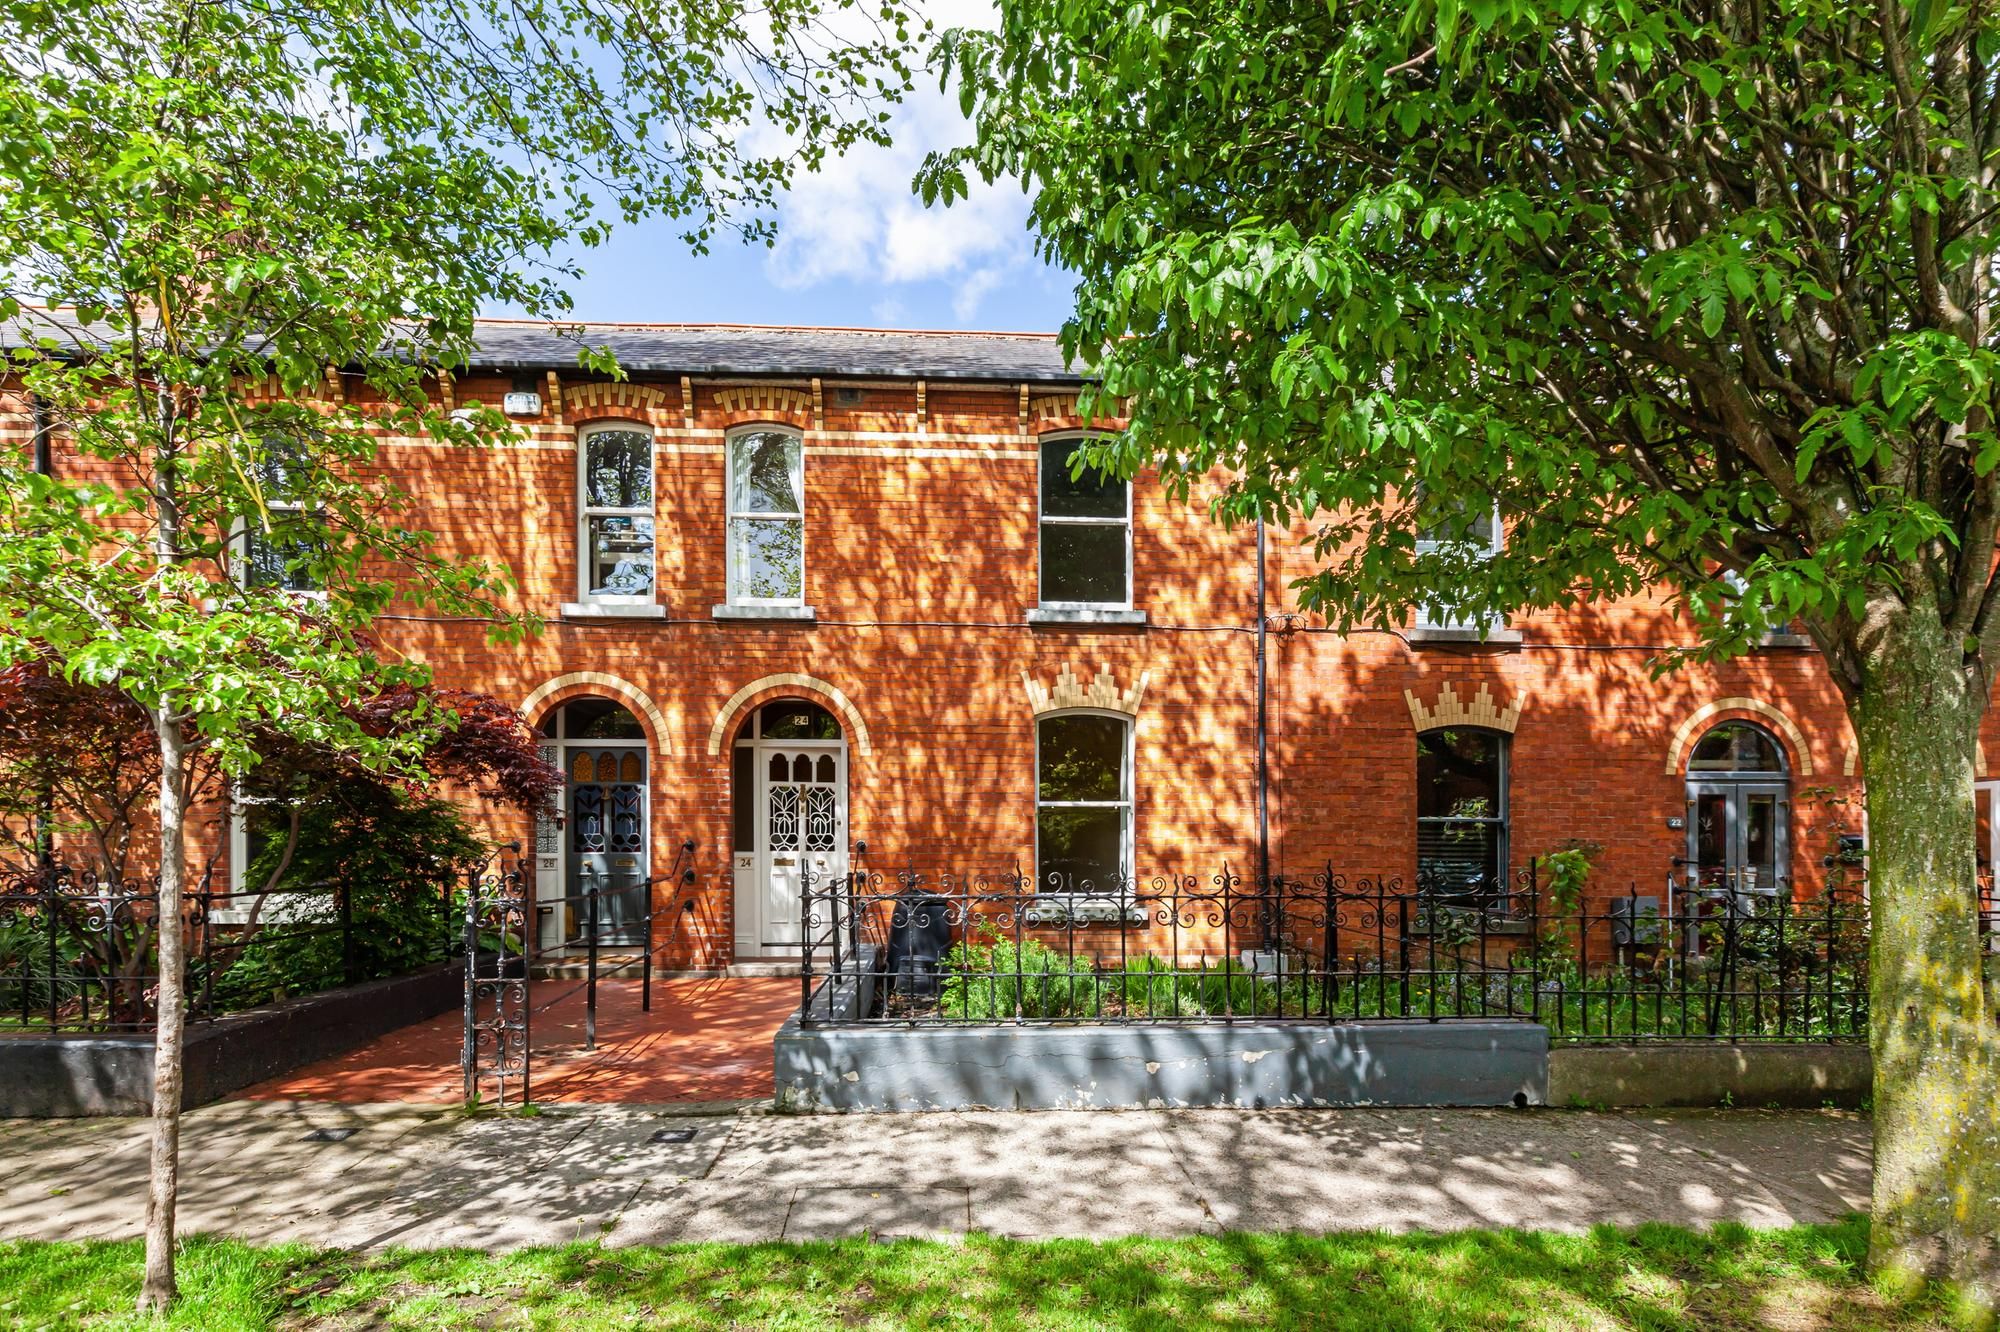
0,860,458,1034
799,862,1875,1042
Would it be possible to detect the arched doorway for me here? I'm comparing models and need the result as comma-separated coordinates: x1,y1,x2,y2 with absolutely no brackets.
731,699,846,958
540,697,649,951
1685,720,1790,897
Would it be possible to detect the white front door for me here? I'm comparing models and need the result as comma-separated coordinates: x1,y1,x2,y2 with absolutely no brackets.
736,742,845,955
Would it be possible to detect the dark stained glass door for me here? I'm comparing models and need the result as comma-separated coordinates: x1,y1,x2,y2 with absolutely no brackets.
567,745,648,946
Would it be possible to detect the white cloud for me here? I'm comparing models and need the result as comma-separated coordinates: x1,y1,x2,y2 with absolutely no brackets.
951,266,1006,322
758,2,1034,325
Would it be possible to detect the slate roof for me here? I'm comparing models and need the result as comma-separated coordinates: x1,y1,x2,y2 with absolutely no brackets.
0,309,1087,384
465,320,1083,383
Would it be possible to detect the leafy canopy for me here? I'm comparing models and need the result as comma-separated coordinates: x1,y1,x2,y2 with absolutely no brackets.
928,0,2000,685
0,0,917,781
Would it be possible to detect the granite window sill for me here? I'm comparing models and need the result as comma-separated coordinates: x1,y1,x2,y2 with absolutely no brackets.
711,603,817,622
1405,625,1523,648
1026,607,1150,627
560,601,665,620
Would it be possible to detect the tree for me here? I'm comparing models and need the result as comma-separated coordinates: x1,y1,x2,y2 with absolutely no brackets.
0,0,914,1310
930,0,2000,1301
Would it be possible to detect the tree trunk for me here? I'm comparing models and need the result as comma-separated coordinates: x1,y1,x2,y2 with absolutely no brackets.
139,385,188,1314
137,706,187,1313
1857,599,2000,1307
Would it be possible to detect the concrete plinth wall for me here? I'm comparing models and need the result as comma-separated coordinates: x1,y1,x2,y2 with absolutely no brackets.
774,1018,1550,1112
0,963,463,1117
1549,1042,1871,1108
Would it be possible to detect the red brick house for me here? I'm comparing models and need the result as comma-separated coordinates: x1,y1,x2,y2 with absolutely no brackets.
22,320,1978,971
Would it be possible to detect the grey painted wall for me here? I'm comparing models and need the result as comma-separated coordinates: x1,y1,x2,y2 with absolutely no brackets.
775,1018,1551,1111
0,963,462,1117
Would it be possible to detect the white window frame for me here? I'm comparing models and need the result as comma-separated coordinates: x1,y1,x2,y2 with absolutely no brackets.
1413,500,1502,632
236,438,326,598
577,420,657,606
1037,432,1133,611
222,793,288,924
726,425,807,608
1033,708,1136,896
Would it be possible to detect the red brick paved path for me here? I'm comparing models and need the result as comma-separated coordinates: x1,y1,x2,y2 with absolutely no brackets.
235,977,797,1105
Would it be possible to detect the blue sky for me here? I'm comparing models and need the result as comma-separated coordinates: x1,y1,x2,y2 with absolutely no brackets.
513,21,1079,336
544,208,1077,333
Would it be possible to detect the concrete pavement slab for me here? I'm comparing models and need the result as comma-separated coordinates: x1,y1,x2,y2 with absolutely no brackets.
0,1102,1874,1251
614,1180,797,1245
784,1186,971,1240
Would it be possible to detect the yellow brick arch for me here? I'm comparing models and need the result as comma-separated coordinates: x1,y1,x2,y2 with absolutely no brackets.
705,673,872,755
1664,697,1813,777
520,671,675,753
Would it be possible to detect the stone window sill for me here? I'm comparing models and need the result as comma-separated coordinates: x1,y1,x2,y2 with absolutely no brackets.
561,601,665,620
1026,607,1149,627
712,603,817,622
1022,893,1152,926
1405,625,1523,648
1757,632,1814,649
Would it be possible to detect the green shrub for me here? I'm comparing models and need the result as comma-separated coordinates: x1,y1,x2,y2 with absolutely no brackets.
199,786,485,1010
940,929,1101,1020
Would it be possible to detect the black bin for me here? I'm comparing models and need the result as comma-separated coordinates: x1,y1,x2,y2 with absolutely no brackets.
886,892,954,997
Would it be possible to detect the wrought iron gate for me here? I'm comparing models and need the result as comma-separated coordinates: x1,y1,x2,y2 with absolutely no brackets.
461,838,701,1108
463,844,531,1105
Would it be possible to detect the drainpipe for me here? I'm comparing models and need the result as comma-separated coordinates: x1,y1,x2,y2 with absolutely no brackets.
30,393,52,476
1256,514,1272,948
29,393,54,868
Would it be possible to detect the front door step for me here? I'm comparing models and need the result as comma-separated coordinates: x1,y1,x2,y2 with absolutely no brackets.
725,958,803,978
531,952,647,980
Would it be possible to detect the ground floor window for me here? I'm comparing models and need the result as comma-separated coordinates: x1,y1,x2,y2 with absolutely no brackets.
1035,711,1131,891
1416,727,1508,905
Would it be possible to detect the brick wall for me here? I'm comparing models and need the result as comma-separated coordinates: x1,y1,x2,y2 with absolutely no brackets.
2,361,1936,970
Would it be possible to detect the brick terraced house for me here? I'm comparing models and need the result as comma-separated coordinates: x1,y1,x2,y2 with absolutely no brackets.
18,320,1984,973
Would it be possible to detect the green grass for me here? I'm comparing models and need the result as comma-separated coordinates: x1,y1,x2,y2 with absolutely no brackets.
0,1217,1984,1330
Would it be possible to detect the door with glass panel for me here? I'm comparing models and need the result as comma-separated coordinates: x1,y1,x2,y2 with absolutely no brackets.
1686,781,1788,897
567,747,648,947
542,699,650,951
731,701,846,956
1684,721,1791,899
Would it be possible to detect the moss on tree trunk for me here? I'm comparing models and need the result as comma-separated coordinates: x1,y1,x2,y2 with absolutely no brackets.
1857,599,2000,1307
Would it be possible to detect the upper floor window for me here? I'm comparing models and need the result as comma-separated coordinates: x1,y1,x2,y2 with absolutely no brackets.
1416,726,1508,907
1036,711,1132,891
241,434,321,593
579,423,655,603
1413,499,1501,632
1039,436,1130,608
728,429,804,605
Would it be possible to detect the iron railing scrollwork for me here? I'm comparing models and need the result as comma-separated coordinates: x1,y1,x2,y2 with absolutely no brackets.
799,858,1875,1042
462,843,531,1105
1,859,454,1034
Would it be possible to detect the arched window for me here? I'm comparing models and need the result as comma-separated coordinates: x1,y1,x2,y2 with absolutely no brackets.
1036,711,1132,891
1687,720,1787,774
1416,727,1509,904
727,428,805,605
578,422,655,605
